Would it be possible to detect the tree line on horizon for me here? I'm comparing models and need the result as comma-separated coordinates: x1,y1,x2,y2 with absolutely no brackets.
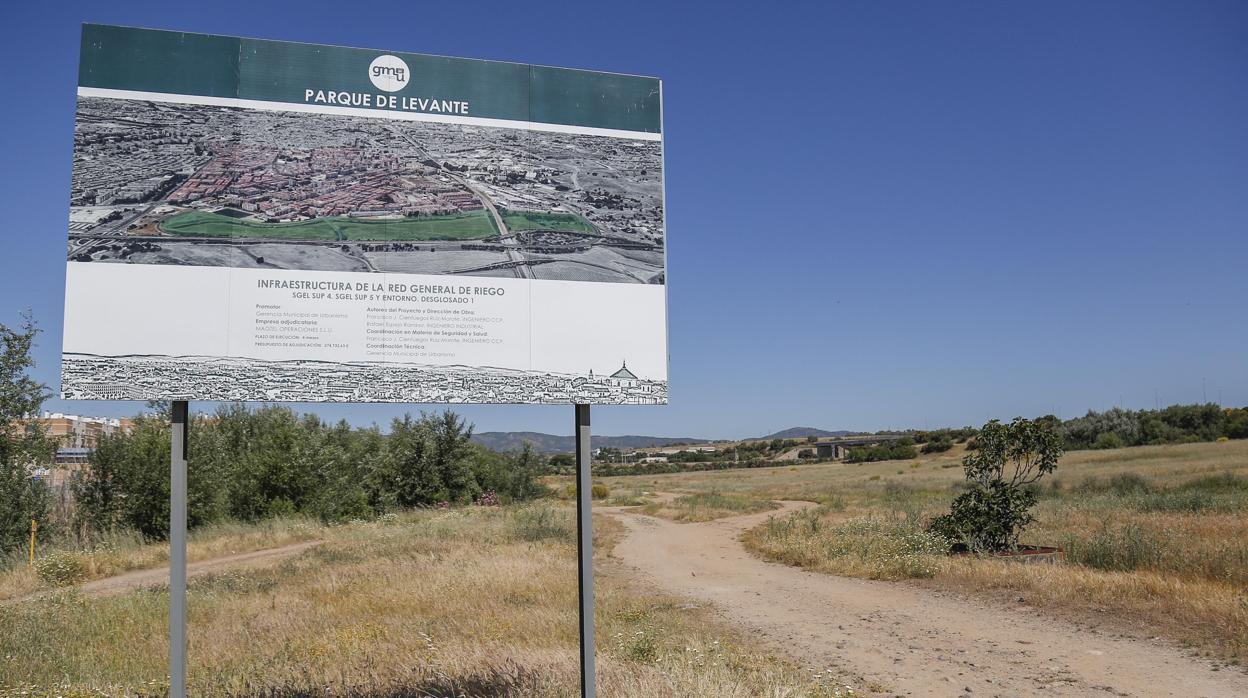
3,314,1248,557
846,405,1248,463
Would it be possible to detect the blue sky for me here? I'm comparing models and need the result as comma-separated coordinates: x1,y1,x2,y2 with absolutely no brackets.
1,1,1244,439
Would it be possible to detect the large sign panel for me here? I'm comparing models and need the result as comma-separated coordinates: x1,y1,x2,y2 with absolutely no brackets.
61,25,667,404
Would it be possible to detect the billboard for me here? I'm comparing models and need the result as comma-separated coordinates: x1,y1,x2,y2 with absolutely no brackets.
61,25,667,404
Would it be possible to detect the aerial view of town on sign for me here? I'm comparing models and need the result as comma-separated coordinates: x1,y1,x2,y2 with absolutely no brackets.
67,97,665,284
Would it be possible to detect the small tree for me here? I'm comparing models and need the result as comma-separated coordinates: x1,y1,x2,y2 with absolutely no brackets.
930,417,1063,552
505,442,548,501
71,432,126,541
0,314,56,555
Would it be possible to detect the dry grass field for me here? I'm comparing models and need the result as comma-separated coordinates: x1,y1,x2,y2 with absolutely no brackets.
0,505,855,698
601,440,1248,664
0,520,321,602
635,491,779,523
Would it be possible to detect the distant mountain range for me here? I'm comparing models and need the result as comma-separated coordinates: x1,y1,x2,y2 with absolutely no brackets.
471,432,711,453
471,426,857,453
754,427,856,440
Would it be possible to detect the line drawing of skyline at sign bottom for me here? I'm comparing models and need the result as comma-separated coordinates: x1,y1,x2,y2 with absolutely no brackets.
61,353,668,405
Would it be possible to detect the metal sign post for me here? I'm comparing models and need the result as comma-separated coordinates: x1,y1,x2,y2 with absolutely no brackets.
574,404,596,697
170,400,189,698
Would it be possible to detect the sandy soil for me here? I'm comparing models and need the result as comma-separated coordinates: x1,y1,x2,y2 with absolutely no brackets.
600,500,1248,697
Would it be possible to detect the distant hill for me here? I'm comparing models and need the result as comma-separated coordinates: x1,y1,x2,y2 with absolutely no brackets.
754,427,856,441
471,431,712,454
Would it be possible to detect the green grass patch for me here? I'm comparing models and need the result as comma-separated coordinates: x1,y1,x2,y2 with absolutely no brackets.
161,210,498,241
499,209,595,234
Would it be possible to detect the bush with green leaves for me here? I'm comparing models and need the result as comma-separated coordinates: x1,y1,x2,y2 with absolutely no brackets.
930,417,1064,553
845,438,918,463
1093,432,1125,449
0,315,56,556
920,438,953,454
34,550,89,586
508,503,574,543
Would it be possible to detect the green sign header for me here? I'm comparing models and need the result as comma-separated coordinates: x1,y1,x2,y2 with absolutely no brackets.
78,24,662,134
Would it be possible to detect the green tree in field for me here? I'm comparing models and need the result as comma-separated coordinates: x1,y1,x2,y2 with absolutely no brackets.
379,411,478,507
466,443,511,499
232,407,318,519
71,431,125,540
77,414,172,541
1226,408,1248,440
547,452,576,473
81,410,229,541
0,315,56,556
465,441,548,502
302,417,375,522
504,442,548,501
930,417,1064,553
109,415,175,540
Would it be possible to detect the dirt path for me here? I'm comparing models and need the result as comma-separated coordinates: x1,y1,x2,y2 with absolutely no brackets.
7,540,322,604
601,501,1248,697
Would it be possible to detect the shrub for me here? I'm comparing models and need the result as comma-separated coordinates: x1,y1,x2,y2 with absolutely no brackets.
930,417,1064,552
845,439,918,463
591,484,610,500
921,438,953,454
613,628,660,663
1093,432,1125,449
35,551,89,586
508,504,574,543
1065,523,1162,572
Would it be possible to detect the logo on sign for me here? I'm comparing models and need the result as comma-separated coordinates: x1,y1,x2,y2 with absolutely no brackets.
368,55,409,92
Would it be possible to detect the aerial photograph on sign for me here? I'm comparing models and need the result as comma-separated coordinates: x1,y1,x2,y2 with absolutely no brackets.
67,98,665,284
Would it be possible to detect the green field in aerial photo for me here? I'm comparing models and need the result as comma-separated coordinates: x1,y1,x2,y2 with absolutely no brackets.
159,210,500,241
499,209,596,234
